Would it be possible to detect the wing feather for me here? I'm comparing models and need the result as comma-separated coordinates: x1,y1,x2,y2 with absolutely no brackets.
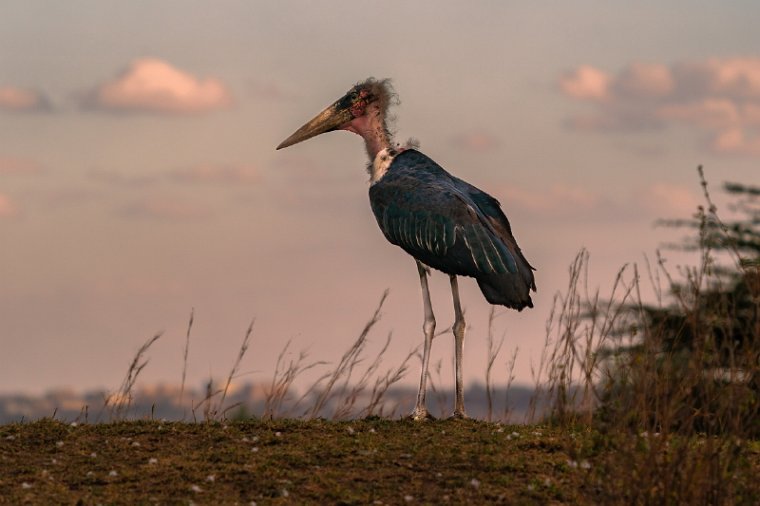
369,149,531,283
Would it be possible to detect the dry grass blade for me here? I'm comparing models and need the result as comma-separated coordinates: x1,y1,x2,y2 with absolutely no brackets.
485,306,505,422
332,332,393,419
215,318,255,419
307,290,388,419
503,345,519,421
179,308,194,417
263,342,327,419
362,343,417,418
106,333,162,421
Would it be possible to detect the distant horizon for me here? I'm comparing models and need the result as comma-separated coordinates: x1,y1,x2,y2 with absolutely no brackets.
0,379,545,424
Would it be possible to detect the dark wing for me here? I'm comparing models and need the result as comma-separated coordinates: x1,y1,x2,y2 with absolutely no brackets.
369,149,535,309
369,150,519,277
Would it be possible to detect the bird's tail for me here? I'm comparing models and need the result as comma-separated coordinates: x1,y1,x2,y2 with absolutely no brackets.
476,262,536,310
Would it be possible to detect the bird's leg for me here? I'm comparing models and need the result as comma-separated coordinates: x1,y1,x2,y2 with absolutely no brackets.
450,275,468,419
411,260,436,421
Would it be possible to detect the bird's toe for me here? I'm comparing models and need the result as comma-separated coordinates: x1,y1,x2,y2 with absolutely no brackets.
407,408,436,422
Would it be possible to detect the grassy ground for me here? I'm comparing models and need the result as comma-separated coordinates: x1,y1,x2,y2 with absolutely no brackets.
3,418,758,505
2,418,587,505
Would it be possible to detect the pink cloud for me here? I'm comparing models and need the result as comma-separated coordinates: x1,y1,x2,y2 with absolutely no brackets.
0,194,19,218
0,86,51,112
710,128,760,156
168,163,260,184
614,63,675,99
673,57,760,99
85,58,233,114
558,65,611,102
641,183,700,216
658,98,740,129
450,131,500,151
559,57,760,157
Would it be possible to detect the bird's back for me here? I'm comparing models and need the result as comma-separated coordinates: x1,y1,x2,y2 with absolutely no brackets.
369,149,536,310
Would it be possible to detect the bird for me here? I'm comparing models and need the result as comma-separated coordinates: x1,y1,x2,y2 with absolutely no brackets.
277,78,536,420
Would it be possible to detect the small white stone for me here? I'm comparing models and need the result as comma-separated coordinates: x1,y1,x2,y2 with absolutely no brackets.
90,452,97,458
369,428,376,433
470,478,481,489
109,470,118,477
282,489,289,498
70,422,78,427
131,441,140,447
275,432,282,437
191,484,202,493
346,426,355,435
21,482,32,489
580,460,591,469
251,447,259,453
404,495,413,502
148,458,158,465
206,475,215,482
56,441,64,447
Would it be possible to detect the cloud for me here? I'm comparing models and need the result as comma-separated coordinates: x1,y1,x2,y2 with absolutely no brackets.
559,57,760,156
0,194,19,218
0,86,52,112
120,195,212,220
84,58,233,114
558,65,612,102
613,63,675,99
450,131,500,152
0,157,45,175
710,128,760,156
168,163,260,184
640,182,700,216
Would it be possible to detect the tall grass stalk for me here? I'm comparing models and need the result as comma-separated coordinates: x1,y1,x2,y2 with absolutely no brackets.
105,333,162,421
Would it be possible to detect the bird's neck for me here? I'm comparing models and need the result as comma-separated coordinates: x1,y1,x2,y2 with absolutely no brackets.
342,106,393,161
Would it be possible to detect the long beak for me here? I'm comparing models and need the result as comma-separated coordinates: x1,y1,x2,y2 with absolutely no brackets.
276,100,354,150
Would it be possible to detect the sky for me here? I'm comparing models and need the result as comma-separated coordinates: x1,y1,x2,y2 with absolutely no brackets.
1,1,759,396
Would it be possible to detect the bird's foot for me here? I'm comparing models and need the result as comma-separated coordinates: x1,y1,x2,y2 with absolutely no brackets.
447,410,469,420
407,407,436,422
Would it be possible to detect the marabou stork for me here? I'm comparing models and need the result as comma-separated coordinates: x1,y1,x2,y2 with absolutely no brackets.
277,78,536,420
